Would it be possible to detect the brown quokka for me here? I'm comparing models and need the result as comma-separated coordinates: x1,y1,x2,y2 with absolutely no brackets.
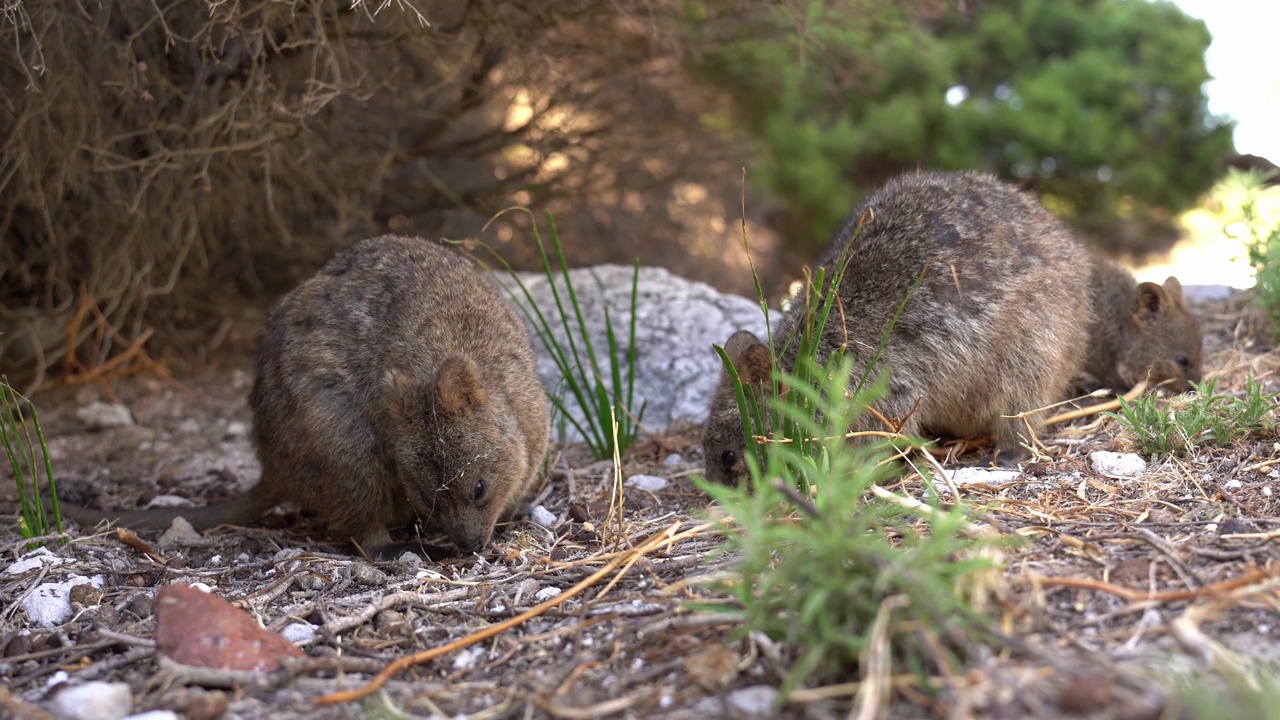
702,170,1202,486
62,236,551,556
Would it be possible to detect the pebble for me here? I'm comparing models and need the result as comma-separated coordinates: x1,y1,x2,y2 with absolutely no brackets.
1089,451,1147,478
75,402,134,430
225,421,248,438
280,623,317,644
124,714,179,720
662,453,683,467
945,467,1021,487
534,586,562,602
727,685,778,717
176,418,201,435
22,575,104,627
529,505,557,528
5,548,69,575
624,474,668,492
48,681,132,720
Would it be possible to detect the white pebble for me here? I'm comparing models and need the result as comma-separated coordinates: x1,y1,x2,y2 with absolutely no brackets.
662,453,683,467
451,646,485,670
176,418,201,435
5,548,69,575
124,713,179,720
945,467,1020,487
534,587,562,602
22,575,104,627
1224,478,1243,489
727,685,778,717
280,623,316,644
529,505,557,528
75,402,134,430
625,474,668,492
225,421,248,438
48,681,132,720
1089,451,1147,478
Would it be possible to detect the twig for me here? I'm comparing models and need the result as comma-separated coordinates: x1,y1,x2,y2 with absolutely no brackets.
315,521,697,705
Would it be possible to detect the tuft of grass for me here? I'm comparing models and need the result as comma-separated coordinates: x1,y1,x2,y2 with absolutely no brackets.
1233,168,1280,336
1174,670,1280,720
1107,376,1279,460
697,212,1001,696
469,210,646,460
697,354,1002,696
1,375,62,543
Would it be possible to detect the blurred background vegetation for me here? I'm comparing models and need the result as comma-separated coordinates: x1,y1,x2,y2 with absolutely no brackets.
0,0,1256,385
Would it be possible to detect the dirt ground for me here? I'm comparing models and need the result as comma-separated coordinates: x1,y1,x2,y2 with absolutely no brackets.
2,290,1279,720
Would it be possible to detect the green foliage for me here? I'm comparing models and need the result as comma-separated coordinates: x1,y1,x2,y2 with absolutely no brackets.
1233,169,1280,335
1174,671,1280,720
1107,376,1279,460
697,354,1000,694
1,376,61,543
683,0,1235,248
474,211,646,460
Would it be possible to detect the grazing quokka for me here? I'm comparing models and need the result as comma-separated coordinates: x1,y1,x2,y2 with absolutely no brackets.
62,236,551,556
702,170,1202,486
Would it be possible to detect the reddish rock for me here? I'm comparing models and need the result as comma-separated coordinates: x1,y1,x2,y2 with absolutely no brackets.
153,584,302,672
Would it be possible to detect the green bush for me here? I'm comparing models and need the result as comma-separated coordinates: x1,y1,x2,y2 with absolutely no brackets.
1107,376,1278,460
1,376,61,543
1235,169,1280,335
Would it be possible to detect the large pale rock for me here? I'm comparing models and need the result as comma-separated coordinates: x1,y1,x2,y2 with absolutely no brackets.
496,265,768,434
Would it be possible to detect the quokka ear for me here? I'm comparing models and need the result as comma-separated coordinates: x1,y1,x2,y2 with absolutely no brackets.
1133,282,1169,318
436,356,488,413
1162,276,1186,305
722,330,763,359
736,342,773,387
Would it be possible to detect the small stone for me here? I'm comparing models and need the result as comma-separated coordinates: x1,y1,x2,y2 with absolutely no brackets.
529,505,557,528
145,495,196,509
68,584,104,611
22,575,104,627
534,587,562,602
946,467,1020,487
451,646,485,670
123,713,179,720
176,418,201,435
395,551,423,568
224,421,248,438
153,584,302,672
727,685,778,717
624,474,668,492
662,453,683,467
280,623,316,644
75,402,134,430
1089,451,1147,478
5,548,69,575
156,517,201,547
48,681,132,720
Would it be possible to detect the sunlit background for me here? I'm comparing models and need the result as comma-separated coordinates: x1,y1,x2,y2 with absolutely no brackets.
1135,0,1279,288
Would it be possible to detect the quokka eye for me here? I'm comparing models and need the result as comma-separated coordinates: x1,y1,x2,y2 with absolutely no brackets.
473,480,486,503
1175,354,1191,369
721,450,738,470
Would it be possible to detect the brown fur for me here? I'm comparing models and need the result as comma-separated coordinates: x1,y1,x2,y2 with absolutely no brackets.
1076,254,1203,393
62,236,551,556
703,171,1096,485
703,171,1206,486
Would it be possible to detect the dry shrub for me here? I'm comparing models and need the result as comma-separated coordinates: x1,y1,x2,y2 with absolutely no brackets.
0,1,791,389
0,0,544,385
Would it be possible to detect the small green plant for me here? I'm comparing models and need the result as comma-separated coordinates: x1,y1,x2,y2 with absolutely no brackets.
698,355,1001,695
1233,168,1280,335
471,210,646,460
1107,376,1280,460
1,376,62,543
1174,670,1280,720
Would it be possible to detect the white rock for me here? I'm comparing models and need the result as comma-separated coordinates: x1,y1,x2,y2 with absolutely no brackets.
727,685,778,717
48,681,132,720
281,623,316,644
663,453,683,467
225,421,248,438
625,474,668,492
22,575,104,627
497,266,769,434
175,418,201,435
75,402,133,430
945,467,1021,487
451,646,485,670
124,713,179,720
156,517,202,547
1089,451,1147,478
5,548,69,575
534,586,562,602
144,495,195,509
529,505,558,528
1224,478,1243,489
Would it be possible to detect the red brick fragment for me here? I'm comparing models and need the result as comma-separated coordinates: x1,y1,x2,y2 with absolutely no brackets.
154,584,302,672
